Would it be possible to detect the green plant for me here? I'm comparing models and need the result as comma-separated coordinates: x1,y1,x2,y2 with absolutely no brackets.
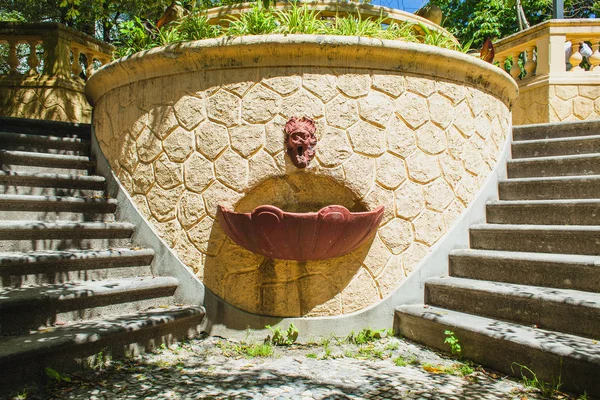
347,327,387,344
330,12,382,38
578,392,590,400
393,356,407,366
275,2,324,34
12,388,28,399
44,367,71,383
385,341,400,351
265,323,299,346
227,3,278,36
244,343,274,357
178,13,221,41
306,352,317,359
443,330,462,356
511,363,563,398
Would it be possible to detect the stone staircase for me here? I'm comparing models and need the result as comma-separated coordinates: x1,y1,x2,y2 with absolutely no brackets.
395,120,600,397
0,117,205,391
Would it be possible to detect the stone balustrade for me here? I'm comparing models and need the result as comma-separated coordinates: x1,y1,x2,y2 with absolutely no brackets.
494,19,600,125
0,22,113,122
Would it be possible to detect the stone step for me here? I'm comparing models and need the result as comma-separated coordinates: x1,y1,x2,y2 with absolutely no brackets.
0,306,204,391
449,249,600,293
507,154,600,178
0,131,90,154
0,170,105,193
0,194,117,222
0,116,91,139
511,134,600,159
425,277,600,338
486,199,600,225
0,150,95,171
394,305,600,396
513,119,600,141
498,175,600,200
0,248,155,285
0,276,180,335
470,223,600,255
0,220,134,240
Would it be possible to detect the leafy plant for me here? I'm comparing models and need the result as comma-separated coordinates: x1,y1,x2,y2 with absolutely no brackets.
346,327,387,344
275,2,323,34
178,13,221,41
265,323,299,346
330,12,382,38
227,2,278,36
306,352,317,358
393,355,408,366
44,367,71,383
511,362,563,398
443,330,462,356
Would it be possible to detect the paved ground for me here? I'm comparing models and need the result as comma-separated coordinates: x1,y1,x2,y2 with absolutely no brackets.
17,333,564,400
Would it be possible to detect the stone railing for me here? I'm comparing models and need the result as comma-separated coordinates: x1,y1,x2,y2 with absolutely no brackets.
0,22,113,122
494,20,600,125
0,22,113,79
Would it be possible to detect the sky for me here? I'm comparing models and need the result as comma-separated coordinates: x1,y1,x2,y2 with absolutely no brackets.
370,0,427,13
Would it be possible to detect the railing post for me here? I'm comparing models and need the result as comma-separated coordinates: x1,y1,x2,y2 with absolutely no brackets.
41,28,71,78
535,33,567,75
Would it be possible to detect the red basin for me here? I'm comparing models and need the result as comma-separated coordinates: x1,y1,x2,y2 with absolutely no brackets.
216,204,384,261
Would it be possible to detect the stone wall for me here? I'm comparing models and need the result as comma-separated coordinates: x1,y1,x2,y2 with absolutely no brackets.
88,36,516,317
513,83,600,126
0,76,91,123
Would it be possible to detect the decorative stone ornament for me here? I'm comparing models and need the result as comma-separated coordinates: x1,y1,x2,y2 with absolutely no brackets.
285,116,317,168
217,204,385,261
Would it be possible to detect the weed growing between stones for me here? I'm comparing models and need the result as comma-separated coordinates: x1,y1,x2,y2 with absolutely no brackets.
265,323,299,346
443,330,462,357
512,362,564,398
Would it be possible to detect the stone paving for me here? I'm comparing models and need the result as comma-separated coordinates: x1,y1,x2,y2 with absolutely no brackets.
20,334,557,400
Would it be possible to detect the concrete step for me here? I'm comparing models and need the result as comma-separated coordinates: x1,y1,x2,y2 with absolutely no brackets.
0,171,105,196
425,277,600,338
511,134,600,159
513,119,600,141
0,131,90,155
0,116,90,138
394,305,600,396
486,199,600,225
507,154,600,178
0,150,95,172
0,306,204,393
0,248,155,286
0,221,133,240
499,175,600,200
0,276,180,335
470,223,600,255
449,249,600,293
0,194,117,222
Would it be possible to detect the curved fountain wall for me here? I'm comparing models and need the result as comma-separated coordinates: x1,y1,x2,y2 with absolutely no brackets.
86,35,518,318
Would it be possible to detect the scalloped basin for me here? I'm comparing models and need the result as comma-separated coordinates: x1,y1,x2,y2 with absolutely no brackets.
217,205,385,261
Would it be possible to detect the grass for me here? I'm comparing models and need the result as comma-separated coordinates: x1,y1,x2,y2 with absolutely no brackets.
216,340,274,358
512,362,563,398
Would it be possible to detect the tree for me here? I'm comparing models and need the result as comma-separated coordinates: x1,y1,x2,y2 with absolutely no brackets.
426,0,600,48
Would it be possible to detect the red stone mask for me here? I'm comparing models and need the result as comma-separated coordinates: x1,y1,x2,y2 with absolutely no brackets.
284,117,317,169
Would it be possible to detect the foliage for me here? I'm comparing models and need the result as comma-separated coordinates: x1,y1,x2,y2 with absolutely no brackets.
328,12,382,37
443,330,462,356
216,340,274,358
227,2,278,36
346,327,388,344
44,367,71,383
511,362,563,398
265,323,299,346
275,2,323,34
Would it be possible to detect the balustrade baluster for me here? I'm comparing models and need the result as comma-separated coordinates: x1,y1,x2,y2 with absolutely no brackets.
589,42,600,72
569,42,584,72
509,51,522,79
84,52,95,78
7,40,19,74
523,46,536,78
27,40,40,75
71,47,83,78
